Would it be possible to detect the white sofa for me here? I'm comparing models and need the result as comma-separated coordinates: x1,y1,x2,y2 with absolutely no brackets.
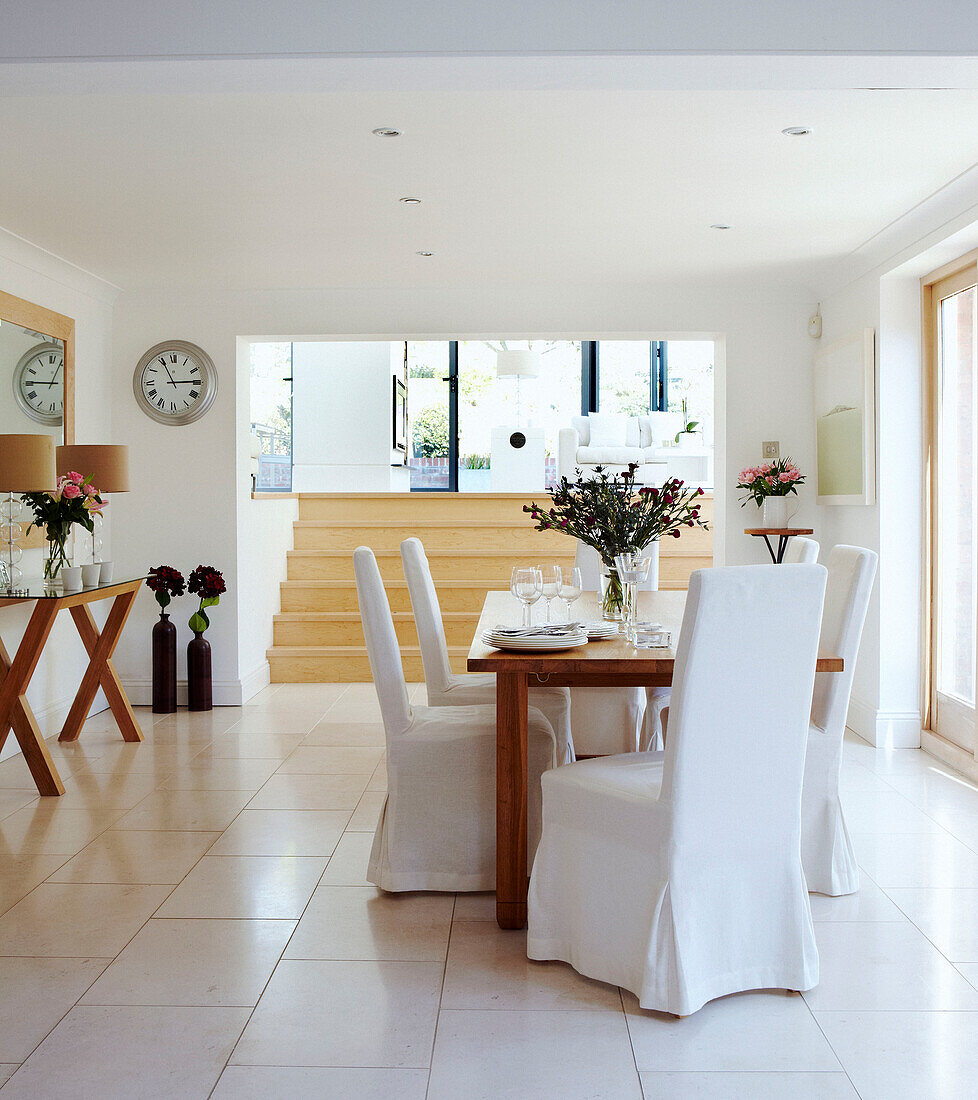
558,413,681,484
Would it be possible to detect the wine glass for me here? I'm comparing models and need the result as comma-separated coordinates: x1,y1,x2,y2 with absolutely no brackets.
511,567,543,628
540,564,562,622
557,567,583,622
614,553,652,642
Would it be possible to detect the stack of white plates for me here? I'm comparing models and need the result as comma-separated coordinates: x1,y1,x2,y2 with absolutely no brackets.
580,621,621,641
481,627,588,651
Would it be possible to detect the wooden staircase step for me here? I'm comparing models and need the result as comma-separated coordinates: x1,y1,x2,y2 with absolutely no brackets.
298,492,545,523
267,644,468,683
292,520,567,551
280,580,492,613
273,611,477,647
286,548,576,582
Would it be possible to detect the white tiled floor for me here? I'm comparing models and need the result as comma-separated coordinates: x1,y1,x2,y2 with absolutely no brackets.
2,683,978,1097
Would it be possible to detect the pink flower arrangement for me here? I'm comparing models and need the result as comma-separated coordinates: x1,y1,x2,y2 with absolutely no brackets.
737,458,805,507
21,471,106,580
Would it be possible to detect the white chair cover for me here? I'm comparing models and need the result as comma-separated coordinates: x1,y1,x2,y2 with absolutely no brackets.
354,547,559,891
569,541,646,754
802,544,877,896
528,563,826,1015
784,536,819,564
400,537,573,765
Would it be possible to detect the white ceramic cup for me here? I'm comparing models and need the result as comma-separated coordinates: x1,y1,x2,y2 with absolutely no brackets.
82,563,102,587
98,560,114,584
61,566,83,592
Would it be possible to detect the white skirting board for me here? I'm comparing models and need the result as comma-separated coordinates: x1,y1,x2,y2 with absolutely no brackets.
846,694,921,749
120,662,268,708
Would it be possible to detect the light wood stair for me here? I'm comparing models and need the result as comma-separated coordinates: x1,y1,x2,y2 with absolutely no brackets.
267,492,713,683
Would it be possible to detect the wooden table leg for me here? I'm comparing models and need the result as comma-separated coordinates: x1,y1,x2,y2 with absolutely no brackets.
0,603,66,796
59,590,143,743
496,670,529,930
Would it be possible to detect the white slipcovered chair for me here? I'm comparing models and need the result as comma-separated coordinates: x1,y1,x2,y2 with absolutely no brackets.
528,563,826,1015
569,541,646,755
558,414,667,484
784,536,820,564
802,544,877,896
354,546,559,891
400,538,574,765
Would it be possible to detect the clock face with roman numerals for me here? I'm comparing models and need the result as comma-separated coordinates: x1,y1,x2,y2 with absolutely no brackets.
14,342,64,426
133,340,218,425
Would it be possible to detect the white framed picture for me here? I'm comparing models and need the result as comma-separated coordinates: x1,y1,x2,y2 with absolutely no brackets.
814,329,876,506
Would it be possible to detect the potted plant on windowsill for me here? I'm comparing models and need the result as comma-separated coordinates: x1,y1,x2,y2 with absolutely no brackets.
526,464,708,620
736,459,805,528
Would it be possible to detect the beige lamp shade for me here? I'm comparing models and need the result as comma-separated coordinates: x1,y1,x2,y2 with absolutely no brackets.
0,434,57,492
56,444,130,493
496,349,541,379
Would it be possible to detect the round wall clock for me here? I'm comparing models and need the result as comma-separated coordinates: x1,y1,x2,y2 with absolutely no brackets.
133,340,218,425
14,341,64,426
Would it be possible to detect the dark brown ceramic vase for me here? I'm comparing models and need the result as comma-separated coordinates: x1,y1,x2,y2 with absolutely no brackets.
187,631,213,711
151,612,177,713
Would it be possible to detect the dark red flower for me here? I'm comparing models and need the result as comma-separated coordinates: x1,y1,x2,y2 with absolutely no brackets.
188,565,226,600
146,565,185,598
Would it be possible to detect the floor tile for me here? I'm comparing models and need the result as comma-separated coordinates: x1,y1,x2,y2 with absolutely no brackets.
151,709,243,739
0,1066,17,1084
246,772,369,810
157,757,279,791
232,959,442,1068
453,892,496,920
320,831,375,885
0,1005,250,1100
0,789,38,821
638,1071,859,1098
884,768,978,818
277,745,383,774
814,1010,978,1100
115,788,252,831
808,878,906,921
319,686,384,725
68,742,196,776
624,990,840,1072
0,957,111,1062
49,769,161,810
0,882,170,956
82,918,295,1007
211,1066,429,1099
955,962,978,990
47,829,219,884
885,887,978,961
302,720,387,747
839,790,945,834
854,830,978,887
0,854,70,916
442,920,622,1010
195,731,305,760
208,809,349,856
155,856,325,919
0,803,125,857
347,790,387,831
285,886,453,961
804,921,978,1010
368,759,388,791
428,1009,642,1099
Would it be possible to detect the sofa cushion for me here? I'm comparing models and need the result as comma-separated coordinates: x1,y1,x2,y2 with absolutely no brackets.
577,446,646,465
587,413,628,448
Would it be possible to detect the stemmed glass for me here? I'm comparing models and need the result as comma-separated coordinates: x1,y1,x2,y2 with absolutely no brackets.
511,567,543,628
557,567,583,622
540,564,562,622
614,552,652,642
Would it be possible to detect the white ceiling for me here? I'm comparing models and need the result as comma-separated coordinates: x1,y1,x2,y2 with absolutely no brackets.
2,87,978,291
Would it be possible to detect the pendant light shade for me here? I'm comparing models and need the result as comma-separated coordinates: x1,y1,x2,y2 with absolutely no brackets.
495,349,541,379
56,444,130,493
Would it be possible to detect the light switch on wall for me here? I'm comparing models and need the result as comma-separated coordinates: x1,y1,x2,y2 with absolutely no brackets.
762,441,780,460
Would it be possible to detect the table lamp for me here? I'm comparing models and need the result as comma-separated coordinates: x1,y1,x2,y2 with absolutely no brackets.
0,434,57,590
495,349,540,427
56,444,130,581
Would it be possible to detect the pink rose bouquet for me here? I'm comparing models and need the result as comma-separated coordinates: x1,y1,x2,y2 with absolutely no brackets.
736,459,805,507
21,471,105,581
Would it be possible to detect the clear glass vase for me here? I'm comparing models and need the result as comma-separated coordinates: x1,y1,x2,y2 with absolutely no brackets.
44,530,71,583
600,567,625,621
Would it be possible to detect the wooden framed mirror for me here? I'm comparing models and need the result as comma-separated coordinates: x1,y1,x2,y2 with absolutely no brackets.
0,289,75,548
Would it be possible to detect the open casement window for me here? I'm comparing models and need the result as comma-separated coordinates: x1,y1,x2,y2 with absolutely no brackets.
925,254,978,754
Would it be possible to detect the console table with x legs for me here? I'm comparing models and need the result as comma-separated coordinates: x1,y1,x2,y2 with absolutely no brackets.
0,577,144,795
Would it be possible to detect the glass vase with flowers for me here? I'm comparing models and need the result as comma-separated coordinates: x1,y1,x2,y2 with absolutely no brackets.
526,464,709,620
21,471,104,585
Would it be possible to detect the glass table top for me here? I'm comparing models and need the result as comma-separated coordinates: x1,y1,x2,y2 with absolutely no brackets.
0,576,145,600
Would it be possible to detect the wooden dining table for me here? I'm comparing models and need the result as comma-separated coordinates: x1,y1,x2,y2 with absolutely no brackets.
467,589,844,930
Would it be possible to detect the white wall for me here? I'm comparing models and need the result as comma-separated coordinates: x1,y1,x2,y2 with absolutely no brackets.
0,228,118,759
291,341,405,492
103,278,817,701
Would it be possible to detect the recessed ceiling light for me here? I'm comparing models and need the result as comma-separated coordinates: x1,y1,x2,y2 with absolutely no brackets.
372,127,401,137
710,223,732,230
781,126,811,136
399,196,422,204
416,250,434,257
